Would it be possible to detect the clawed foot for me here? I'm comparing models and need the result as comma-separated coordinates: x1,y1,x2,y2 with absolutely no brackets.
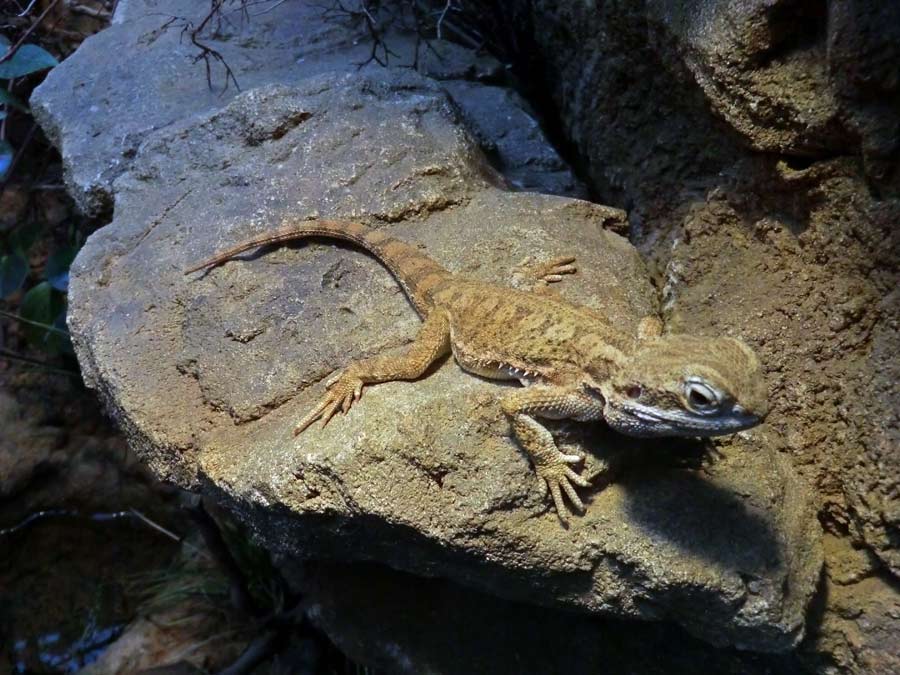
514,255,577,290
536,450,591,524
294,370,364,436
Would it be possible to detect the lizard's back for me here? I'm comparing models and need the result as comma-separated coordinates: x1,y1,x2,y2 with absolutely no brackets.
432,279,633,382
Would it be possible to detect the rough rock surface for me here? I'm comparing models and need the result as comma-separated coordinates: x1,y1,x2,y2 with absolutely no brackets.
31,0,583,217
300,562,782,675
30,0,824,658
62,75,819,650
648,0,900,165
492,0,900,671
486,0,899,206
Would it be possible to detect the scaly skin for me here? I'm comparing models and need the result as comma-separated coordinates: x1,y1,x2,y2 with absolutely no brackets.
187,219,768,523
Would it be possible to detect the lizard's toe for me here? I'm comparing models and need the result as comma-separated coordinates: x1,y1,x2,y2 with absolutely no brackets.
540,256,578,282
560,479,585,512
547,480,570,524
537,456,591,521
564,466,591,488
294,374,365,436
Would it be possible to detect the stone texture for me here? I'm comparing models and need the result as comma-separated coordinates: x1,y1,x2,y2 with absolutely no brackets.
300,562,790,675
32,0,830,663
31,0,582,217
60,72,819,651
483,0,899,207
489,0,900,670
654,0,900,182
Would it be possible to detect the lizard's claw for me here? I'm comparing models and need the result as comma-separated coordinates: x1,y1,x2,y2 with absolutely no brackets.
513,255,578,291
294,371,364,436
536,451,591,524
534,255,577,284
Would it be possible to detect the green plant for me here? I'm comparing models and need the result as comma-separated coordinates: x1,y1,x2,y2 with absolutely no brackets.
0,35,79,363
0,221,78,358
0,33,58,177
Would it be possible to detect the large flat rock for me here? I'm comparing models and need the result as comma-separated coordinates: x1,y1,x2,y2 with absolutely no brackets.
35,0,823,657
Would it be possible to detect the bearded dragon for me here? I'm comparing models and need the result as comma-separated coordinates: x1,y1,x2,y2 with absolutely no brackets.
187,219,768,522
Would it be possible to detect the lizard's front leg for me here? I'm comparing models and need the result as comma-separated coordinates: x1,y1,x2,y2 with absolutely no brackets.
501,386,600,522
294,310,451,435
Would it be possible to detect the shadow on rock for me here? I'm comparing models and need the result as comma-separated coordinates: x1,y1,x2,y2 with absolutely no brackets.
617,439,783,575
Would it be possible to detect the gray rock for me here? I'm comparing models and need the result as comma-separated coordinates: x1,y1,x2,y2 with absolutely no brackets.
60,70,821,651
443,80,588,199
31,0,582,216
36,0,824,659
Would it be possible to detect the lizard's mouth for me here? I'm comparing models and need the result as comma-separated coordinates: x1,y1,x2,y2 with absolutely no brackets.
604,400,762,438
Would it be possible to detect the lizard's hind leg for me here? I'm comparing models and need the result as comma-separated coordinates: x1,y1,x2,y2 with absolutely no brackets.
294,310,451,435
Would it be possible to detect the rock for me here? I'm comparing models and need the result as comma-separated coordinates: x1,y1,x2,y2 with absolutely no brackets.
486,0,899,205
470,0,746,208
647,0,900,174
442,80,588,198
31,0,582,216
57,71,820,652
652,165,900,579
301,561,795,674
34,0,824,661
481,1,900,669
649,0,845,155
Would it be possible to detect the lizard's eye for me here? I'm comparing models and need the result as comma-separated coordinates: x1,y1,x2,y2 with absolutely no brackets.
625,384,643,399
684,380,720,414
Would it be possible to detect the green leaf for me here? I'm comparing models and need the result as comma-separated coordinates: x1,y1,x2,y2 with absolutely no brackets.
20,281,67,354
0,139,12,177
45,246,78,292
0,253,28,297
0,88,28,112
0,44,59,79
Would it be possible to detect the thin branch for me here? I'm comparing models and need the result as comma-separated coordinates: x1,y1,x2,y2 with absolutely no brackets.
0,347,79,376
155,2,241,93
128,508,209,556
16,0,41,18
435,0,452,40
24,183,66,190
67,3,112,20
0,309,70,336
0,508,72,536
184,0,241,92
247,0,290,17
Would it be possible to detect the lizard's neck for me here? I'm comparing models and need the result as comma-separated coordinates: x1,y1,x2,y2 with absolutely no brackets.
570,326,632,381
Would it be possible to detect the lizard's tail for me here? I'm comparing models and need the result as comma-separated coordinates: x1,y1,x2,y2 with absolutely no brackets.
184,219,450,315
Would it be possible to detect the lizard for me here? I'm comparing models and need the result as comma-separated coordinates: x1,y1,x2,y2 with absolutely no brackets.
186,218,768,522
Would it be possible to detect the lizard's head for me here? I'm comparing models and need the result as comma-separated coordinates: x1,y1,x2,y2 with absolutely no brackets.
596,335,768,438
